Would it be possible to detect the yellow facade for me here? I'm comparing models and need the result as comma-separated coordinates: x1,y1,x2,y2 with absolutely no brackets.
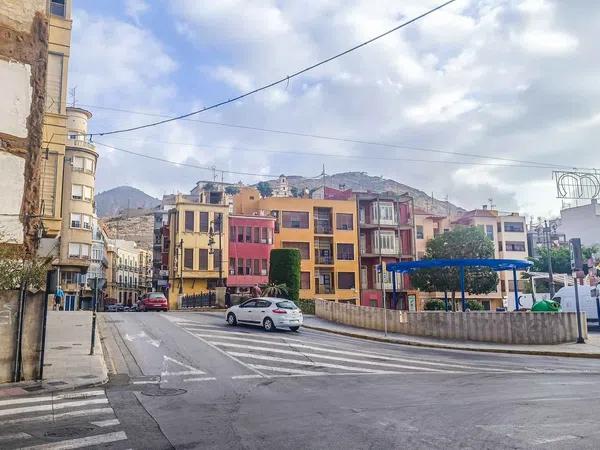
41,2,72,237
234,190,360,303
168,195,229,309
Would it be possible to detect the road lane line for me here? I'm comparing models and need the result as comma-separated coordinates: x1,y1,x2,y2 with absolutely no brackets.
225,351,399,374
132,380,158,384
21,431,128,449
0,398,108,417
231,374,263,379
213,342,448,372
189,329,304,342
0,432,32,442
183,377,217,382
91,418,120,427
0,408,115,426
532,435,579,445
0,390,105,407
248,364,326,376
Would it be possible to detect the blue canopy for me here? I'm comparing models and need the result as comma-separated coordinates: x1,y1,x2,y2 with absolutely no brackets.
386,258,533,312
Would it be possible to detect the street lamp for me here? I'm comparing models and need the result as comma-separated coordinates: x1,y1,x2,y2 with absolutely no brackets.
536,220,555,297
209,214,224,287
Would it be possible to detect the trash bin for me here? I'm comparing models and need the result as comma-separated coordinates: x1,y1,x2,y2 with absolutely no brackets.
531,299,561,312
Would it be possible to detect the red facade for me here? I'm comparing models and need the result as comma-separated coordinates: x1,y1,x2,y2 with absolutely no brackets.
228,215,275,289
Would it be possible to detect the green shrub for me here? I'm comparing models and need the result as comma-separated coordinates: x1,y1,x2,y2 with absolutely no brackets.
295,299,315,315
466,299,484,311
269,249,301,301
424,299,446,311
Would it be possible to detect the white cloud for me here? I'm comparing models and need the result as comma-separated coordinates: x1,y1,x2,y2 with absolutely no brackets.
125,0,149,25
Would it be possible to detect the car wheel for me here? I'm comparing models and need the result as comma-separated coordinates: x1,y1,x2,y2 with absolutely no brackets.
289,326,300,332
263,317,275,332
227,313,237,326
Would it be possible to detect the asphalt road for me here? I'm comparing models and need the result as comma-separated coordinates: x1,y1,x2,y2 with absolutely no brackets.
2,311,600,449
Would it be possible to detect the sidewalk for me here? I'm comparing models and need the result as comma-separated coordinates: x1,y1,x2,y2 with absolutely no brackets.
303,316,600,358
0,311,108,397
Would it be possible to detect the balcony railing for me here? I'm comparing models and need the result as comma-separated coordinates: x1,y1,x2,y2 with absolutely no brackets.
66,138,96,153
314,254,333,265
315,285,335,294
314,222,333,234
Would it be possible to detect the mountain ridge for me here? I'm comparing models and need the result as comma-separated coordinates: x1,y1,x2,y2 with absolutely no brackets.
95,186,160,218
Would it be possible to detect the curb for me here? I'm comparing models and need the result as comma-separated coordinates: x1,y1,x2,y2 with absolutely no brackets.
303,324,600,359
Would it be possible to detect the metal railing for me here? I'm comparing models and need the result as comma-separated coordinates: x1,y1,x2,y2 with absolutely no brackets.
181,292,217,309
315,285,335,294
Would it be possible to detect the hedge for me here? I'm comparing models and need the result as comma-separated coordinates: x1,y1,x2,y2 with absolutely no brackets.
296,299,315,315
269,248,301,301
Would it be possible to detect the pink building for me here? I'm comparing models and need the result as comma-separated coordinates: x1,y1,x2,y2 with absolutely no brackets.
228,215,276,291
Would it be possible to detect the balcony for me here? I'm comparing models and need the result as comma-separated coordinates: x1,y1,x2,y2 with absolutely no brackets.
314,207,333,235
66,138,96,153
314,253,333,265
314,222,333,235
315,284,335,295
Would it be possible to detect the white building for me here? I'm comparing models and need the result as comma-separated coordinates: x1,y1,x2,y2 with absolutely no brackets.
556,199,600,247
272,174,291,197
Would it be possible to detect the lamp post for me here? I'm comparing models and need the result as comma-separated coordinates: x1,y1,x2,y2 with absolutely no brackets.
537,220,555,297
209,214,224,287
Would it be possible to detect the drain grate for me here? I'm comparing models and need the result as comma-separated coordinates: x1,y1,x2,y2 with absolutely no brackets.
45,426,95,439
23,385,44,392
141,388,187,397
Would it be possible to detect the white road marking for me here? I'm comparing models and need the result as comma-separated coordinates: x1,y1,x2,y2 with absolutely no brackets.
532,435,579,445
248,364,325,376
147,339,161,348
161,355,206,377
189,328,304,342
195,333,515,372
91,418,120,427
225,351,398,374
21,431,127,450
212,341,447,372
0,408,115,426
0,432,32,442
0,390,105,407
183,377,217,382
132,380,157,385
125,334,134,341
231,374,264,379
0,398,108,417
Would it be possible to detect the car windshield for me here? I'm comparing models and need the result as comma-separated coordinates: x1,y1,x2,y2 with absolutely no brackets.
276,301,297,310
148,293,166,299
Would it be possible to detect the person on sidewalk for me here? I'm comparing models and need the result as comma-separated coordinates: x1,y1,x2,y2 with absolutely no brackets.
54,286,64,311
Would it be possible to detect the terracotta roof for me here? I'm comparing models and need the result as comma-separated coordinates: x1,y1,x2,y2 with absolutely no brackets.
452,209,497,224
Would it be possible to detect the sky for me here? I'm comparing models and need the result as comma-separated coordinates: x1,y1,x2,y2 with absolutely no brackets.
68,0,600,219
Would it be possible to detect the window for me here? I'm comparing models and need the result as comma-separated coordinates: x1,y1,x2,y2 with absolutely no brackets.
261,259,268,276
301,272,311,289
505,241,526,252
237,226,244,242
282,211,309,229
199,212,209,232
336,243,354,260
261,227,271,244
70,213,81,228
46,53,63,113
253,227,260,243
240,300,257,308
50,0,66,17
82,214,91,230
184,249,194,269
68,243,90,258
373,231,397,252
184,211,194,232
485,225,494,240
504,222,524,233
214,213,223,232
71,184,83,200
83,186,93,201
372,202,395,223
246,226,252,243
253,259,260,275
245,259,252,275
237,258,244,275
229,258,236,275
229,226,236,242
199,249,208,270
72,156,84,171
84,157,94,172
336,213,353,230
498,241,503,251
338,272,356,289
416,225,424,239
213,249,221,270
283,242,310,259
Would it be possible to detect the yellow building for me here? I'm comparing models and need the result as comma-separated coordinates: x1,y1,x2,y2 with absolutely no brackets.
234,188,360,303
41,0,73,237
167,194,229,309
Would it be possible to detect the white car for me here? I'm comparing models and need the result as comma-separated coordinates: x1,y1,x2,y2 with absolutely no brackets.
226,297,303,331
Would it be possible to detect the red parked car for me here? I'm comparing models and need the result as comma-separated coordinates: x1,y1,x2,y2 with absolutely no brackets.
138,292,169,312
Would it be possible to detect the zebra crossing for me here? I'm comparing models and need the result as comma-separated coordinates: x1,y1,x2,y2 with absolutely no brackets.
0,389,130,449
173,319,545,378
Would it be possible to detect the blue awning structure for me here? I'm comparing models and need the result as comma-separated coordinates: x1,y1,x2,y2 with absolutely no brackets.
386,258,533,312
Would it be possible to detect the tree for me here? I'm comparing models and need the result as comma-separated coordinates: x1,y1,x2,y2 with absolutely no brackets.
260,283,288,298
290,186,299,198
410,227,499,310
0,233,48,291
203,182,217,192
269,249,301,301
224,185,240,195
528,246,572,274
256,181,273,198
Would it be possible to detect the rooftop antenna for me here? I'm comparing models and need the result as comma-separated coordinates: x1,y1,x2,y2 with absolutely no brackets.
488,197,496,210
69,86,77,107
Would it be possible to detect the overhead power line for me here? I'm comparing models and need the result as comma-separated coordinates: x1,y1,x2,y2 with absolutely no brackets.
82,103,580,170
88,0,457,137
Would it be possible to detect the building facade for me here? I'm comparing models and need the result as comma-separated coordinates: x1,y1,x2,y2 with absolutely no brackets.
167,193,229,308
228,215,275,291
152,197,174,294
356,193,416,308
555,199,600,247
0,0,49,252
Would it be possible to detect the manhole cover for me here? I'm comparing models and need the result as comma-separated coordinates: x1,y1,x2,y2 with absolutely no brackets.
45,426,95,438
141,388,187,397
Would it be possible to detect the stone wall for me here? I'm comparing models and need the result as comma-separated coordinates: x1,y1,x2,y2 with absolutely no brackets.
0,290,45,383
315,300,588,345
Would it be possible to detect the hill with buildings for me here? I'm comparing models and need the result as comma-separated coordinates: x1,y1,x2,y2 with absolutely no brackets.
263,172,464,216
100,213,154,251
95,186,160,217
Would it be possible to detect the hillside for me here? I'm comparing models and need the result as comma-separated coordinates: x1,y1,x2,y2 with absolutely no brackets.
95,186,159,217
100,214,154,251
265,172,464,216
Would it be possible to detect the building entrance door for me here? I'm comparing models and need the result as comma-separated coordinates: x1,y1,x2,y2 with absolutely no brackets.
65,294,76,311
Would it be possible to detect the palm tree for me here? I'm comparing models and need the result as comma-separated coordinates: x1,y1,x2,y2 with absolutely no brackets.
260,283,288,298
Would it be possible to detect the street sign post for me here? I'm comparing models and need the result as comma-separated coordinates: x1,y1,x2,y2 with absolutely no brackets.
89,277,106,355
569,238,585,344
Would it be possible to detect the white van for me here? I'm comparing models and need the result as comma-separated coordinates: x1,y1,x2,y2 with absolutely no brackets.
553,286,599,321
